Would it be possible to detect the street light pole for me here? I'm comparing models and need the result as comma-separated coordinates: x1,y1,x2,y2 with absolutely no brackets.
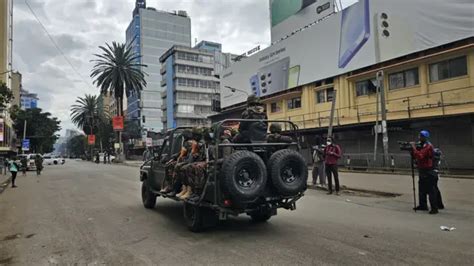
224,86,250,97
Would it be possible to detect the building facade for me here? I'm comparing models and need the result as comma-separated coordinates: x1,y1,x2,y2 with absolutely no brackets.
0,0,16,156
20,89,39,110
125,0,191,132
11,71,21,107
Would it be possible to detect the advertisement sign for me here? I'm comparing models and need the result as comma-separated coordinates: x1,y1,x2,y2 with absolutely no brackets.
0,119,4,142
270,0,335,42
22,139,30,151
88,135,96,145
112,116,124,131
222,0,474,108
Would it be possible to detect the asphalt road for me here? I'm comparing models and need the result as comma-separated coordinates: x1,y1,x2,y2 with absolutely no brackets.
0,161,473,265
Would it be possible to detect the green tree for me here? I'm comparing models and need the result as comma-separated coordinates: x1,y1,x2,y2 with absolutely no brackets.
12,108,61,153
67,135,87,158
90,42,147,116
70,94,104,134
0,81,13,109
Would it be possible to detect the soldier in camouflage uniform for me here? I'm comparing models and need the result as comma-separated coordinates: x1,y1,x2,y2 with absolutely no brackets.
167,129,199,197
233,95,268,143
267,123,293,143
178,128,203,200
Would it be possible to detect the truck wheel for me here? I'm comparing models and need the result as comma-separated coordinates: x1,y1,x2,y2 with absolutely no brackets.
221,151,267,201
249,209,273,223
183,203,206,232
141,181,156,209
269,149,308,196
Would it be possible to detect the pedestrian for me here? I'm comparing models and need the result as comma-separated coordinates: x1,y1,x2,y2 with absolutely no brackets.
95,152,100,164
412,130,439,214
312,144,326,187
9,158,19,188
35,154,43,175
20,156,28,176
103,152,107,164
324,137,342,195
107,152,111,164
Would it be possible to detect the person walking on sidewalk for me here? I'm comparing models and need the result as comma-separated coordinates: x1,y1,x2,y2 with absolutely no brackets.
412,130,439,214
20,156,28,176
35,154,43,176
9,158,19,188
324,137,342,195
312,144,326,187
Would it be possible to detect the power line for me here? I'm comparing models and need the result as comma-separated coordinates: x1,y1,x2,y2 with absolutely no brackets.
23,0,94,90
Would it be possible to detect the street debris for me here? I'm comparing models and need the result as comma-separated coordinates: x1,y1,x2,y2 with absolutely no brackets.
345,199,351,202
440,226,456,231
363,234,371,238
358,251,367,256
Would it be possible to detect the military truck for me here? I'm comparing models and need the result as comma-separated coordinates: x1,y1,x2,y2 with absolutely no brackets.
139,119,308,232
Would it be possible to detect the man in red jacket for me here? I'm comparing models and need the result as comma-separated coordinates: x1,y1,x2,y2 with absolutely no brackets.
324,137,342,195
412,130,439,214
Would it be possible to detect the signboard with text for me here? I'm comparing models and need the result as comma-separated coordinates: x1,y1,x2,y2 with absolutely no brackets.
88,135,96,145
22,139,30,151
112,116,124,131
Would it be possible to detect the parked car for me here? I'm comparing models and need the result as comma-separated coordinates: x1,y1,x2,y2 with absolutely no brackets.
139,119,308,232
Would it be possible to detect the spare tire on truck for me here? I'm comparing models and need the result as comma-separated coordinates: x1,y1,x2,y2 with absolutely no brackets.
268,149,308,196
221,151,267,201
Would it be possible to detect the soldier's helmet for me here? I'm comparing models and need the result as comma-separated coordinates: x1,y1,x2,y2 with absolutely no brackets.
247,94,262,106
181,129,193,140
269,123,282,134
192,127,203,141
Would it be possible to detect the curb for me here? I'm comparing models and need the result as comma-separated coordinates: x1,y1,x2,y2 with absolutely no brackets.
307,183,401,197
0,176,11,194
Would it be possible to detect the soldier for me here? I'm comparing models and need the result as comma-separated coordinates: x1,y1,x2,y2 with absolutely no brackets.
176,128,201,200
267,123,293,143
233,95,268,143
221,129,233,158
165,130,198,197
182,128,209,201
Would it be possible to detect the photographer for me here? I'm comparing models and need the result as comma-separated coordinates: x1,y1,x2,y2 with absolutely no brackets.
412,130,439,214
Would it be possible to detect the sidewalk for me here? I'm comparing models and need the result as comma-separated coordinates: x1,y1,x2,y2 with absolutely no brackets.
122,160,144,167
0,173,11,194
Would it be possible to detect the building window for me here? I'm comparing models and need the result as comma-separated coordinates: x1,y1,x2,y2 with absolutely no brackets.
355,78,377,96
389,68,419,90
287,97,301,110
315,87,334,104
316,90,326,104
270,102,281,113
429,56,468,82
177,105,194,113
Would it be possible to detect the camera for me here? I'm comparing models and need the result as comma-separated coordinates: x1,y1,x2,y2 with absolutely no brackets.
398,141,413,151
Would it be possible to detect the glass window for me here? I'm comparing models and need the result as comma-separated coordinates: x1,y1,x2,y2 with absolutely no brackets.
326,87,334,102
389,68,419,90
316,90,326,103
287,97,302,109
177,105,194,113
270,102,281,113
429,56,467,82
355,78,376,96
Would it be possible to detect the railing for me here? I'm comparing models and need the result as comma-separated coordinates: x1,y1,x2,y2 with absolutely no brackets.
284,86,474,130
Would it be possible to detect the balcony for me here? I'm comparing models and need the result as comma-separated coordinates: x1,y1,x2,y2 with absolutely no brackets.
160,65,166,75
175,98,211,106
174,72,218,81
174,59,213,68
174,85,216,94
160,79,167,87
174,112,209,119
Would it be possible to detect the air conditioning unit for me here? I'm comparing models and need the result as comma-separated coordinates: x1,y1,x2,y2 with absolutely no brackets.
177,10,187,17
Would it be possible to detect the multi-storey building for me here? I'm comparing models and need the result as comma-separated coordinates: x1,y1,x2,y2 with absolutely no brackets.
125,0,191,133
160,45,219,129
11,71,21,107
20,89,39,110
0,0,16,156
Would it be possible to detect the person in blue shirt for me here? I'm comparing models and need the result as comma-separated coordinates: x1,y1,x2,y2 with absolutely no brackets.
9,158,20,188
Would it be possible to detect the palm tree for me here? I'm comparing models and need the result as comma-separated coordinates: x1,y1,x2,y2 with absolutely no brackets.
70,94,102,134
90,42,147,116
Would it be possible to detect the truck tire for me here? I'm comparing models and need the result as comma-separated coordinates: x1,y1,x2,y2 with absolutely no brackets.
183,203,218,232
141,181,156,209
269,149,308,196
221,151,267,201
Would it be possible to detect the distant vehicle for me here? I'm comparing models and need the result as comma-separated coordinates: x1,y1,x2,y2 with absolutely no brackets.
18,154,42,170
43,155,65,165
98,153,116,163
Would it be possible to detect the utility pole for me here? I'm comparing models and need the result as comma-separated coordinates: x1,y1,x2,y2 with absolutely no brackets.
327,90,337,138
22,120,27,154
377,71,389,166
374,78,380,161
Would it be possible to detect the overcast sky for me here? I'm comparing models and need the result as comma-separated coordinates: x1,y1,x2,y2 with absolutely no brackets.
12,0,356,135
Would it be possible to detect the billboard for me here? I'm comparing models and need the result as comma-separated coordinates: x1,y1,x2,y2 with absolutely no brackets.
222,0,474,108
270,0,335,42
0,119,4,142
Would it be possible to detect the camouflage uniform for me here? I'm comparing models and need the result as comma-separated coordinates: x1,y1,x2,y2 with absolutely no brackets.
234,95,268,143
184,128,208,195
267,123,293,143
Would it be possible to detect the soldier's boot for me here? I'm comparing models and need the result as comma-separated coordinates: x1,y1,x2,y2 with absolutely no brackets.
176,185,187,198
180,186,193,200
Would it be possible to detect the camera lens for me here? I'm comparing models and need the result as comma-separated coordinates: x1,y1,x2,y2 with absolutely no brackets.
382,30,390,37
382,21,389,28
381,13,388,19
